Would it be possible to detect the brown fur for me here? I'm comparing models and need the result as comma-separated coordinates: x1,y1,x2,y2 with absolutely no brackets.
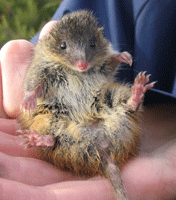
19,10,141,199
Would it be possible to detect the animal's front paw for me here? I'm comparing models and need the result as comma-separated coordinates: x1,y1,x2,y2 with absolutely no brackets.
16,130,55,149
127,71,156,111
109,51,133,67
20,91,37,114
116,51,133,66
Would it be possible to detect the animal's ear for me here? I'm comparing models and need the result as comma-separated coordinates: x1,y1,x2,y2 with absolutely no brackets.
98,27,107,38
98,27,104,33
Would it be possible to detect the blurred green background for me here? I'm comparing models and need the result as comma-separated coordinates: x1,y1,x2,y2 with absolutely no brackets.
0,0,62,48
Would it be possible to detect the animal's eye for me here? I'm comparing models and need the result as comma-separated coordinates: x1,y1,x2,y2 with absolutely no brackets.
60,42,67,49
90,41,96,48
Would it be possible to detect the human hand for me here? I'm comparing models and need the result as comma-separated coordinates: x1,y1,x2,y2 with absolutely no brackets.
0,21,176,200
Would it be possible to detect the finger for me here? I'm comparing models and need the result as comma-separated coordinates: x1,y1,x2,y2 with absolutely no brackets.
0,61,8,118
0,151,77,186
44,178,115,200
0,178,53,200
0,119,20,135
0,178,114,200
122,156,176,200
1,40,34,118
0,21,57,119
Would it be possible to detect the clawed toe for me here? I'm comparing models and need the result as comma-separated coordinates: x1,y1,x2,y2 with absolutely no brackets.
127,71,156,111
117,51,133,66
16,129,55,149
20,91,37,114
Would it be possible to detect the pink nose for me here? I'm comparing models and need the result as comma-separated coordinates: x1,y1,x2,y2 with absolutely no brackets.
75,60,88,71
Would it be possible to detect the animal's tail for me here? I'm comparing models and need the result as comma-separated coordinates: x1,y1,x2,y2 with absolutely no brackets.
98,139,128,200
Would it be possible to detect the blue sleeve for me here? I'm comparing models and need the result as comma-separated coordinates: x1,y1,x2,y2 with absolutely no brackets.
30,0,176,101
133,0,176,100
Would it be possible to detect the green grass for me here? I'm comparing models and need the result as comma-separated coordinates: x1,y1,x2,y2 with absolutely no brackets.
0,0,62,47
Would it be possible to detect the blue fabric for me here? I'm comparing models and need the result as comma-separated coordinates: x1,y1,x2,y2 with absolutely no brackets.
30,0,176,100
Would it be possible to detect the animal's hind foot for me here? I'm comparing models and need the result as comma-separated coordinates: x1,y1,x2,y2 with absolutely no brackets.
127,71,156,111
16,129,54,149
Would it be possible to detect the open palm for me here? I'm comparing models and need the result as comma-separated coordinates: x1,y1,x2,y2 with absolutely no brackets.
0,21,176,200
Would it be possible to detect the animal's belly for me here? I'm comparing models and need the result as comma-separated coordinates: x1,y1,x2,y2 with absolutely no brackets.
37,109,140,177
